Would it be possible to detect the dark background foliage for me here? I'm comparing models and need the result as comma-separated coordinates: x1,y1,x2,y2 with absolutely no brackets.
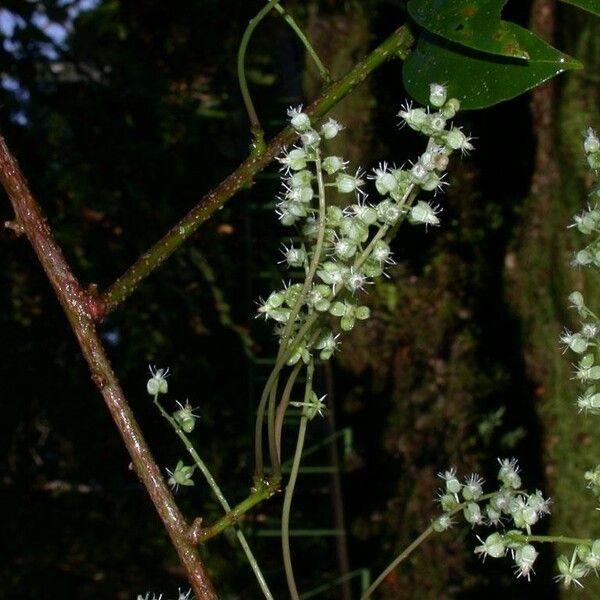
1,1,598,598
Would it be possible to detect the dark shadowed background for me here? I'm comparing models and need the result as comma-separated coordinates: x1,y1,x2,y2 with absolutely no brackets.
1,1,599,598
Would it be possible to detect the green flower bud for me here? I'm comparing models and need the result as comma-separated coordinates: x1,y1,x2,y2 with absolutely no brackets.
336,172,364,194
326,205,344,227
431,514,453,532
320,118,343,140
429,83,448,108
173,401,199,434
167,460,195,491
321,155,347,175
355,306,370,320
475,532,506,559
441,98,460,119
340,315,355,331
377,200,402,225
287,106,311,131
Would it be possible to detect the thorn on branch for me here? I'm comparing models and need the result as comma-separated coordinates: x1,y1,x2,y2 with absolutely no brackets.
4,219,24,235
91,372,107,389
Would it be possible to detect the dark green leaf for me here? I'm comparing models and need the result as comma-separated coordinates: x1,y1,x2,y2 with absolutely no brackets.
408,0,532,59
403,32,582,109
559,0,600,16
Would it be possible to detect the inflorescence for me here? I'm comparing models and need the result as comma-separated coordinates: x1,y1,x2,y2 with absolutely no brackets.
552,126,600,589
257,83,473,368
434,459,551,581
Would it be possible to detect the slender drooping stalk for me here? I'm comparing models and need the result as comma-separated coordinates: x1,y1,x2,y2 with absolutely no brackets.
281,360,314,600
237,0,283,142
273,3,331,84
238,0,332,145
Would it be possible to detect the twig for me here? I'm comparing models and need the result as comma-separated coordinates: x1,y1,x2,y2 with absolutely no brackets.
0,136,218,600
100,24,415,315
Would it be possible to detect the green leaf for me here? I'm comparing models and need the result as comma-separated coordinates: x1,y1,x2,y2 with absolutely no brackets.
408,0,530,59
403,31,582,109
558,0,600,16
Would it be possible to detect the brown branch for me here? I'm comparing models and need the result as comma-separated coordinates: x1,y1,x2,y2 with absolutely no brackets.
0,136,218,600
99,24,415,316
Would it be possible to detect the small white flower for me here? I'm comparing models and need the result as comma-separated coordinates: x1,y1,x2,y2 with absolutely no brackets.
287,105,311,131
584,127,600,154
301,129,321,148
462,474,484,501
335,169,366,196
321,155,348,175
166,460,195,492
498,458,522,489
409,200,441,228
279,242,307,268
397,101,428,131
445,127,475,155
555,552,586,588
514,544,538,580
438,467,461,495
147,365,169,396
320,118,344,140
346,267,370,294
429,83,448,108
277,147,308,173
431,513,454,532
368,162,398,195
291,391,327,420
474,533,506,561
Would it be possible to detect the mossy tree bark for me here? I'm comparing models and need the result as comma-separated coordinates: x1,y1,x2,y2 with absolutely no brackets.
507,2,600,598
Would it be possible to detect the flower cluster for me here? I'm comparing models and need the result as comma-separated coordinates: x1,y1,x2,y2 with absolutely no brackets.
550,129,600,589
563,135,600,415
137,589,193,600
433,459,551,581
554,541,600,589
258,84,471,365
146,366,198,492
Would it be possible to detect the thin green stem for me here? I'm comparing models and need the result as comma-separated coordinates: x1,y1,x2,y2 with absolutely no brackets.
282,360,314,600
273,4,331,84
198,487,273,542
362,491,510,599
361,526,435,599
154,397,274,599
507,533,593,546
237,0,281,143
275,361,303,460
100,24,415,315
267,373,281,474
255,366,281,479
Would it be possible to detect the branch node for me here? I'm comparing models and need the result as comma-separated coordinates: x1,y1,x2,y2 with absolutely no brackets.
188,517,203,544
86,284,106,322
